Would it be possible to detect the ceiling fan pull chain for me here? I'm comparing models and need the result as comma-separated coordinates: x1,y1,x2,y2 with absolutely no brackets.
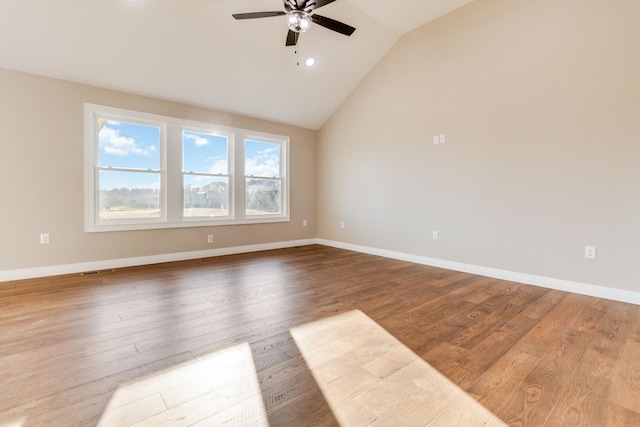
296,37,304,66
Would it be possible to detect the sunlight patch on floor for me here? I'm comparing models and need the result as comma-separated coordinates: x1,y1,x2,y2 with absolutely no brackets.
97,343,268,426
289,310,508,426
96,310,507,426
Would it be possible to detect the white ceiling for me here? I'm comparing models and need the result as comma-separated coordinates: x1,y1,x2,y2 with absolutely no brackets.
0,0,474,130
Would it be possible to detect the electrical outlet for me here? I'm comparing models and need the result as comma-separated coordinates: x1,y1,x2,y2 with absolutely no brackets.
439,134,446,144
40,233,50,245
207,234,214,244
585,246,596,259
303,219,308,227
433,135,439,145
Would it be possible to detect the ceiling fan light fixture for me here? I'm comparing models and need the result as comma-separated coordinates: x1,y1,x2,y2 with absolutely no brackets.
287,10,312,33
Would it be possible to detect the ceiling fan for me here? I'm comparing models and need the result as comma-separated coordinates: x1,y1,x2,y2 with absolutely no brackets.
232,0,356,47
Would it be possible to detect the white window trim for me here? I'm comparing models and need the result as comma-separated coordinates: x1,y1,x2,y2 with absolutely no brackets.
180,126,235,222
84,103,290,233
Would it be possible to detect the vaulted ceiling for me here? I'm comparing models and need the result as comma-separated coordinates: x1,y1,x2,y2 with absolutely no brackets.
0,0,474,129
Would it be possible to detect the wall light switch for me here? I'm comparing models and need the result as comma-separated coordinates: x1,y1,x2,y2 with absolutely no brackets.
433,135,439,145
439,134,446,144
340,221,345,229
432,230,439,240
303,219,308,227
40,233,50,244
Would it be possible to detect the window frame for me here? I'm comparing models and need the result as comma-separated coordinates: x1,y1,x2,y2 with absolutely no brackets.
85,103,290,232
181,127,234,222
244,138,286,218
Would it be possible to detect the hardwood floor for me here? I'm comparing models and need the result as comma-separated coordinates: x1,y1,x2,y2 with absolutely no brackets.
1,245,639,426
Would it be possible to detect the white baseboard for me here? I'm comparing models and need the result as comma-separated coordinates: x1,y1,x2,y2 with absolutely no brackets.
0,239,317,283
318,239,640,306
4,238,639,306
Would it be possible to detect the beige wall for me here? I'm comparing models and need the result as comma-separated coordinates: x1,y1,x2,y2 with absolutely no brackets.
318,0,640,292
0,68,317,271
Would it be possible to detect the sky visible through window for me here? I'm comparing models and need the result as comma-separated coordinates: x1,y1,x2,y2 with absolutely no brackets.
99,120,160,190
183,131,228,175
245,140,280,178
98,122,281,190
99,121,159,169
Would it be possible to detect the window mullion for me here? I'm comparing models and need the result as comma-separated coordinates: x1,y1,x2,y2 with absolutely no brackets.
234,133,247,220
166,123,182,223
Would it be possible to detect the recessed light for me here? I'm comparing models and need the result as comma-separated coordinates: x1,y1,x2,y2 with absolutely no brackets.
304,57,316,67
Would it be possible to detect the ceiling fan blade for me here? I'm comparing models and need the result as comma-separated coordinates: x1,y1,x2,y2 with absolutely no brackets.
306,0,337,11
232,11,286,20
286,30,300,46
311,14,356,36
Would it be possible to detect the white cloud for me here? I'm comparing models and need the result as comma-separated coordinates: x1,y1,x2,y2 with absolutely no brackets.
245,153,279,177
99,127,153,156
208,159,228,174
258,147,278,155
184,133,210,147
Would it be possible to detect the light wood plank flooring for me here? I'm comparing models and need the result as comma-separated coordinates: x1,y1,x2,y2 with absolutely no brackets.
1,245,639,426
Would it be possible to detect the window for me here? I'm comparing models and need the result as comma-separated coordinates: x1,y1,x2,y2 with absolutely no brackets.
245,140,282,216
97,119,163,222
182,130,230,218
85,104,289,232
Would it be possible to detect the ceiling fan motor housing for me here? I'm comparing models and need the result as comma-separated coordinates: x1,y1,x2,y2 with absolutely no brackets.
232,0,355,47
287,10,312,33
